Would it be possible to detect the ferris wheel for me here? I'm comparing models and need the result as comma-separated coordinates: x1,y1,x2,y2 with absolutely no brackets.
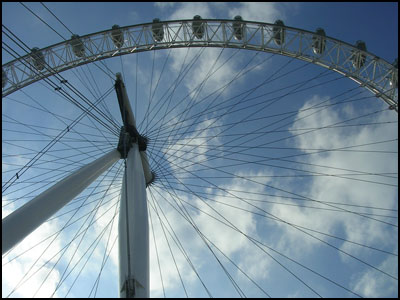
2,7,398,299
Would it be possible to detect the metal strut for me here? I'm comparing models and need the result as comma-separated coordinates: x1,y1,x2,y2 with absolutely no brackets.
121,278,136,298
115,72,151,298
117,126,150,159
120,277,147,298
2,149,121,255
115,73,155,186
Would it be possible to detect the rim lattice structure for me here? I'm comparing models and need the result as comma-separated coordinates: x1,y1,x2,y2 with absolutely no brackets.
2,19,398,111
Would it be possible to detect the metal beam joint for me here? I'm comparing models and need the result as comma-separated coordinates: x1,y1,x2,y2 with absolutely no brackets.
117,126,149,159
120,278,136,298
117,126,134,159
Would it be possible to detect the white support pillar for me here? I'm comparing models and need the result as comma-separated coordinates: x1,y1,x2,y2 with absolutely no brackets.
119,143,149,298
2,149,121,255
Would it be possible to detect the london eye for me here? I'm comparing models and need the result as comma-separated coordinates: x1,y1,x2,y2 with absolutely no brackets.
2,3,398,298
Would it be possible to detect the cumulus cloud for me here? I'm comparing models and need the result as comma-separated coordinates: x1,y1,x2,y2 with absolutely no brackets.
145,157,278,296
2,170,123,298
4,2,397,298
147,194,202,296
2,211,64,298
156,2,214,20
266,94,397,294
229,2,283,23
154,2,285,22
351,254,398,297
154,2,176,10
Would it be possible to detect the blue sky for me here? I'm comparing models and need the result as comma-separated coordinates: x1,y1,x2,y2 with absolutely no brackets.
2,2,398,298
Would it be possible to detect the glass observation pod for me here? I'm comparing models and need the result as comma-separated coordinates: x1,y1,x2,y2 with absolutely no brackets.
111,25,124,49
192,15,205,39
31,47,45,71
273,19,285,46
351,40,367,69
152,18,164,42
70,34,85,58
2,68,7,89
232,15,244,41
312,28,326,55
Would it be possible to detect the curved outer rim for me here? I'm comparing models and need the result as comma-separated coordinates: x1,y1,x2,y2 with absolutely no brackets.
2,19,398,111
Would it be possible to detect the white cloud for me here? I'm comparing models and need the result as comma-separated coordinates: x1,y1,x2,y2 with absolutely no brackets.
147,189,206,296
265,95,397,293
351,254,398,297
192,168,275,276
2,216,64,298
145,163,278,297
154,2,176,10
229,2,283,23
163,2,214,20
2,175,123,298
166,47,242,103
164,116,224,175
4,2,397,297
155,2,284,23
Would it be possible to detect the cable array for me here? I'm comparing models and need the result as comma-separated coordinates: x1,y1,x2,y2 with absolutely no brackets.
2,4,398,298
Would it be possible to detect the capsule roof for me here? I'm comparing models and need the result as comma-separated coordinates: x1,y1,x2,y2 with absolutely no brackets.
355,40,367,51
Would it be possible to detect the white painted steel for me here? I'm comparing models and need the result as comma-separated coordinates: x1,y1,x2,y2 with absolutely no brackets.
118,143,149,298
140,151,153,186
1,149,121,255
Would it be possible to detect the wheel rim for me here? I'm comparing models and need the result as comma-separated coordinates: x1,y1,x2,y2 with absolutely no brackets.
2,6,398,298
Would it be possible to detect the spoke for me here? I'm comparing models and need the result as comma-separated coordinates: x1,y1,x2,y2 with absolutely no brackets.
3,11,397,298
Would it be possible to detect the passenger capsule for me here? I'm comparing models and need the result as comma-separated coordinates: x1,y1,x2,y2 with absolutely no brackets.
351,40,367,69
31,47,45,71
111,24,124,48
70,34,85,58
2,68,7,89
312,28,326,55
192,15,205,39
273,20,285,46
232,15,244,40
152,18,164,42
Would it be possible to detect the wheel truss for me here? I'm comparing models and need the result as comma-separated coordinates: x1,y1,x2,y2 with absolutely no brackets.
2,19,398,110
